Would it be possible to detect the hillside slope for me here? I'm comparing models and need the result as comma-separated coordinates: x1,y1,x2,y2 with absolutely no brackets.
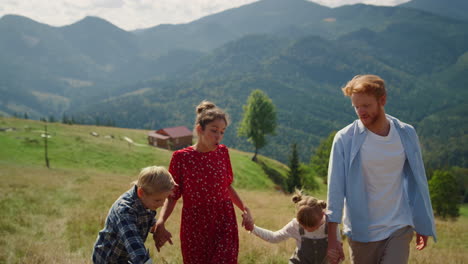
0,117,288,190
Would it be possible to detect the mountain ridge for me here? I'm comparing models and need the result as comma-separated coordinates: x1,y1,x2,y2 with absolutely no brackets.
1,1,467,167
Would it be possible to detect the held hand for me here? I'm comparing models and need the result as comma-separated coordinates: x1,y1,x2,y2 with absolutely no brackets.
153,222,173,252
241,207,254,231
415,233,428,251
327,239,344,264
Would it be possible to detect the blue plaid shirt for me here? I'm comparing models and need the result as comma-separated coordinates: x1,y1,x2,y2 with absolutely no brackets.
92,186,156,264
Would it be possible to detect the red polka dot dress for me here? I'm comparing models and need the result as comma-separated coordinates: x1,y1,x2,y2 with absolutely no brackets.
169,144,239,264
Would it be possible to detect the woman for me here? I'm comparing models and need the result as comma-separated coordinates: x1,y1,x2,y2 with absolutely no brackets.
154,100,252,264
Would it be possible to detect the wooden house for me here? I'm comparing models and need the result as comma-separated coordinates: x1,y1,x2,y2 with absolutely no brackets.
147,126,193,150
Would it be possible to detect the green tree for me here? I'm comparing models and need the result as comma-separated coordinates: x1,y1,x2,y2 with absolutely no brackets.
429,170,460,219
62,114,69,124
300,164,319,191
287,143,302,193
238,89,276,161
310,131,336,184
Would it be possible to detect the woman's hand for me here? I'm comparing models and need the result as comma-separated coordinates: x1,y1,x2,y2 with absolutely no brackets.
153,221,173,252
242,207,254,231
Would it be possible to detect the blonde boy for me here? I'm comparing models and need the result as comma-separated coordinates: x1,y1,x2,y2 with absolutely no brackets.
92,166,176,264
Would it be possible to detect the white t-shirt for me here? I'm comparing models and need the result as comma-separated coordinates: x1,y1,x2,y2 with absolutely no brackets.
360,119,414,241
251,218,340,249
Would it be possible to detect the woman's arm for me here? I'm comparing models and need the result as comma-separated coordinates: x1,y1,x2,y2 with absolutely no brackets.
153,196,177,251
228,185,246,211
228,185,254,230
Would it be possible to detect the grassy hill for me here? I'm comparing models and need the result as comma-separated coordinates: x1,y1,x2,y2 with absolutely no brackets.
0,117,287,189
0,117,467,263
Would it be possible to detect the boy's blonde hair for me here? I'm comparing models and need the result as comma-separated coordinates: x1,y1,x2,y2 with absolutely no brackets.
341,74,386,99
292,190,326,228
133,166,176,195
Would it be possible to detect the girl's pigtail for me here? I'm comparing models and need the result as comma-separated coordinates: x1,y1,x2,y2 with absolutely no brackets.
292,189,303,204
318,200,327,210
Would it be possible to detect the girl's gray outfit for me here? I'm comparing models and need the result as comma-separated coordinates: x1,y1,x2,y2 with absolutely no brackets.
289,224,328,264
251,218,338,264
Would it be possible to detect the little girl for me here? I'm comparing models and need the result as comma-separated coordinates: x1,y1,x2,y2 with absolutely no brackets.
245,190,340,264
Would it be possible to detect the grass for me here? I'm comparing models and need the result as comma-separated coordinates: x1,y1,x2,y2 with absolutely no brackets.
0,117,280,188
1,163,467,263
0,117,467,263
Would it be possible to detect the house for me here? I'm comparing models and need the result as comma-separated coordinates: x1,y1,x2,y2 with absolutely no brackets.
147,126,193,150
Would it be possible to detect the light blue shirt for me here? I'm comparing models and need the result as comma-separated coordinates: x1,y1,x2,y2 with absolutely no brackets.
326,114,437,242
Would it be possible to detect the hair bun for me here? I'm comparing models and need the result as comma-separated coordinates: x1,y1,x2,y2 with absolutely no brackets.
318,200,327,209
292,194,302,204
196,100,216,114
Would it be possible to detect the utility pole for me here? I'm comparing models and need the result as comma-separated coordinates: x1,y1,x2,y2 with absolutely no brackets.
43,122,50,168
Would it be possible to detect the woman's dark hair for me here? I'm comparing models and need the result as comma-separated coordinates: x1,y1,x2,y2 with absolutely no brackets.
195,100,230,130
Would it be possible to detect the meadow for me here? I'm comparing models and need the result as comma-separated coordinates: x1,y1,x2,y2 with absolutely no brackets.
0,117,466,263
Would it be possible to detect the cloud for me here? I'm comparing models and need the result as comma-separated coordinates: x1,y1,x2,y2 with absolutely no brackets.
63,0,125,9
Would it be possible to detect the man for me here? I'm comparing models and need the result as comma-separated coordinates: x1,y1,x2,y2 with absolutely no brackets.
326,75,436,264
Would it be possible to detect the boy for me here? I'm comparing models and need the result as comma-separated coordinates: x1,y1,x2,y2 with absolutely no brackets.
92,166,176,264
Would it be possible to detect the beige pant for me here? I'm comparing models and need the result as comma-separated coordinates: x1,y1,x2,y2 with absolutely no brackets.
348,226,414,264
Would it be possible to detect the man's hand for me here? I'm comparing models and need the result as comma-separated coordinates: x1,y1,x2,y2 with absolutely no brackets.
153,222,173,252
327,238,344,264
327,222,344,264
415,233,428,251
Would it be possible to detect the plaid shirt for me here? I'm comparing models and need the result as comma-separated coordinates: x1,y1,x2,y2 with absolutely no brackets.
92,186,156,264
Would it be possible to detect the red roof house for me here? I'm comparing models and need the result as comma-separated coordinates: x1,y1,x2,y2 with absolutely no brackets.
148,126,193,150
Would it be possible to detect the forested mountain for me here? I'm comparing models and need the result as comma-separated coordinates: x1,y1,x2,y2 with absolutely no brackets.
0,14,204,115
73,25,468,167
401,0,468,21
1,0,467,168
135,0,331,56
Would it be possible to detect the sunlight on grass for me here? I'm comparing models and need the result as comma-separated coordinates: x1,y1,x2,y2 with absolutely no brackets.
1,163,467,263
1,118,467,263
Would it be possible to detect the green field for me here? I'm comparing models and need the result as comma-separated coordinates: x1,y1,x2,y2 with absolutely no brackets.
0,117,466,263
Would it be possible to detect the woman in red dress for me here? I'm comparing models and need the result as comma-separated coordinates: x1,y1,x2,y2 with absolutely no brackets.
154,100,253,264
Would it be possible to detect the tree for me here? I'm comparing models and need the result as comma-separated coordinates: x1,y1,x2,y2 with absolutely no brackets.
310,131,336,184
287,143,302,193
238,89,276,161
300,164,319,191
62,114,69,124
429,170,460,219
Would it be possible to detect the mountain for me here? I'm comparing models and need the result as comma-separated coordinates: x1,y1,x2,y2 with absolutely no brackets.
136,0,332,57
401,0,468,21
0,14,204,115
72,18,468,165
59,16,138,66
1,1,467,168
136,0,468,57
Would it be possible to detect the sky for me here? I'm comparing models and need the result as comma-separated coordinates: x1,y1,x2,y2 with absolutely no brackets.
0,0,411,31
